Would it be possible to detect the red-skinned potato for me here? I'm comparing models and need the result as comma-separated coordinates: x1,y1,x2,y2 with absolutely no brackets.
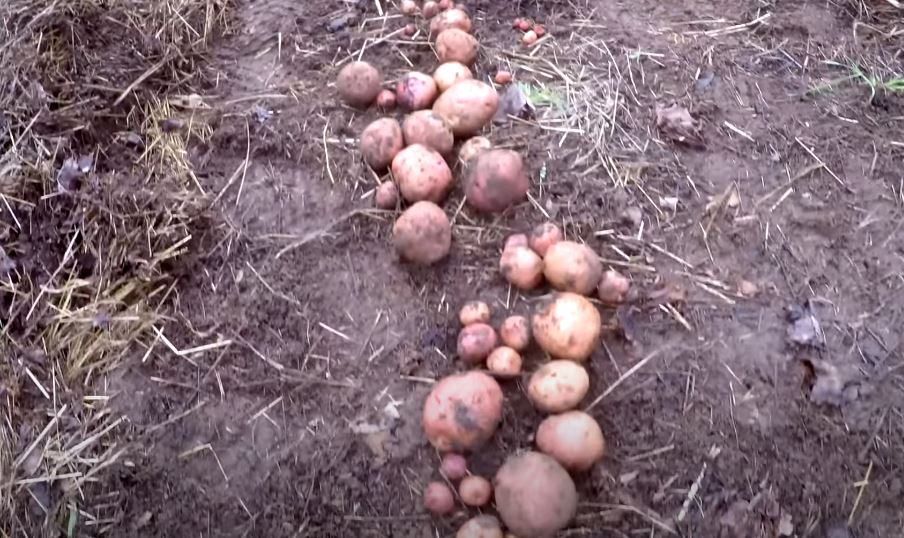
494,71,513,85
376,89,397,110
499,315,530,351
457,323,497,365
434,62,473,92
504,234,529,251
423,0,440,18
424,481,455,516
422,371,504,452
500,246,543,290
392,144,453,203
459,475,492,507
465,149,529,213
459,301,490,326
433,80,498,137
597,269,631,305
456,515,503,538
459,136,492,164
529,222,563,257
543,241,602,296
494,452,577,538
403,111,454,157
436,29,479,65
441,453,468,480
430,8,472,37
439,0,454,9
487,346,522,378
528,360,590,413
337,61,383,108
393,201,451,265
360,118,404,171
532,292,601,362
536,411,606,472
397,72,439,111
374,181,399,209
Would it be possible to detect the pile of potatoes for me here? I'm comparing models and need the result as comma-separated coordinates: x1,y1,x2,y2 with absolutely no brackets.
336,2,532,267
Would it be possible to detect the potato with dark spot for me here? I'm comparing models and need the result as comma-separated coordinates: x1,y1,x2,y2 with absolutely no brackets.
459,475,492,507
529,222,562,258
403,111,455,157
494,452,577,538
436,29,479,65
337,61,383,109
532,292,601,362
536,411,606,472
528,360,589,413
459,301,490,326
465,149,529,214
422,371,504,452
459,136,492,164
499,315,530,351
397,72,439,111
542,241,602,296
430,8,472,37
433,80,498,137
500,246,543,290
457,323,497,365
456,515,503,538
392,201,451,265
360,118,404,171
424,481,455,516
392,144,453,203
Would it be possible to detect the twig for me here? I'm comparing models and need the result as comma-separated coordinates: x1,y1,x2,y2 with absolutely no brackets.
585,349,663,411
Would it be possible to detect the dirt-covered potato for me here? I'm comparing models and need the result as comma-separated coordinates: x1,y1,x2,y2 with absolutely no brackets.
441,452,468,480
376,89,397,110
529,222,563,257
403,111,455,157
542,241,602,296
433,80,499,137
374,181,399,209
436,29,479,65
528,360,590,413
494,452,577,538
499,315,530,351
456,515,503,538
424,481,455,516
486,346,522,378
459,136,492,164
397,72,439,111
459,301,491,326
337,61,383,108
459,475,492,507
465,149,529,213
457,322,498,365
423,0,440,18
536,411,606,472
430,8,472,37
360,118,404,171
434,62,473,92
504,233,529,251
499,245,543,290
392,201,451,265
532,292,601,362
597,269,631,305
392,144,454,203
422,371,504,452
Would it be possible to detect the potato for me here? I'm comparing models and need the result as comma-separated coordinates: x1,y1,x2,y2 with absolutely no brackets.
459,136,492,164
532,292,601,362
439,0,454,9
423,0,439,18
433,80,498,137
392,144,453,203
500,246,543,290
459,301,490,326
459,475,492,506
597,269,631,305
504,233,529,251
465,149,529,213
401,0,418,15
536,411,606,472
436,29,479,65
374,181,399,209
487,346,522,378
494,452,577,538
441,452,468,480
528,360,590,413
422,371,504,451
528,222,562,258
430,8,472,37
393,201,451,265
434,62,473,92
360,118,404,171
457,323,497,365
337,61,383,109
522,30,538,46
456,515,503,538
499,315,530,351
542,241,602,296
403,111,454,157
494,70,513,85
397,72,439,111
424,481,455,516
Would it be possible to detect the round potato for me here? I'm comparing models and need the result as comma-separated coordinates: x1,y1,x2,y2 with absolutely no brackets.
441,452,468,480
457,322,497,365
459,475,492,507
374,181,399,209
499,315,530,351
430,8,472,37
360,118,404,171
459,136,492,164
392,144,453,203
376,89,397,110
436,29,479,65
422,371,504,452
500,245,543,290
494,452,577,538
597,269,631,305
403,111,454,157
434,62,473,92
337,61,383,108
465,149,529,213
536,411,606,472
397,72,439,111
532,292,601,362
459,301,491,326
424,481,455,516
433,80,499,137
392,201,451,265
456,515,503,538
423,0,440,18
487,346,522,378
529,222,563,258
528,360,590,413
542,241,602,296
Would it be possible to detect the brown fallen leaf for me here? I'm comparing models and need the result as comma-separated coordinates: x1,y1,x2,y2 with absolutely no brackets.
655,103,705,149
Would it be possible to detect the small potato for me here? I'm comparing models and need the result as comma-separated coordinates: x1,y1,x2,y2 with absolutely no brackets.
436,29,479,65
434,62,473,92
337,61,383,108
397,72,439,111
499,246,543,290
536,411,606,472
597,269,631,305
430,8,472,37
514,19,531,31
499,315,530,351
433,80,498,137
522,30,538,46
459,301,491,326
532,292,601,362
392,144,453,203
374,181,399,209
376,89,397,109
441,453,468,480
494,71,513,85
423,0,440,18
459,475,492,507
465,149,529,214
504,233,529,251
439,0,454,9
393,201,451,265
457,323,497,365
422,371,504,451
401,0,418,15
528,360,590,413
403,111,455,157
543,241,602,296
533,24,546,37
403,22,417,37
360,118,404,171
458,136,492,164
456,515,503,538
487,346,522,378
529,222,562,258
424,481,455,516
494,452,577,538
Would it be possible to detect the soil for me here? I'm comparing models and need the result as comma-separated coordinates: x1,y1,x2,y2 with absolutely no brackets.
5,0,904,537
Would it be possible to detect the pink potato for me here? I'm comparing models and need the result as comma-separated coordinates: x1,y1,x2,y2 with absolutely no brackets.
336,61,383,109
459,475,492,507
397,72,439,111
528,222,563,257
374,181,399,209
499,315,530,351
499,246,543,290
430,8,472,37
392,201,451,265
459,301,491,326
402,111,455,157
392,144,453,204
486,346,522,378
422,371,504,452
465,149,529,214
494,452,577,538
536,411,606,472
424,481,455,516
504,233,529,251
441,453,468,480
433,80,499,137
458,136,492,164
457,322,498,365
360,117,404,171
597,269,631,305
436,29,479,65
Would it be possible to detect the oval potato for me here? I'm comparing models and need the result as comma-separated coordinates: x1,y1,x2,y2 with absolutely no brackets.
487,346,522,378
532,292,601,362
436,29,478,65
499,315,530,351
459,475,492,507
457,323,498,365
459,301,491,326
459,136,492,164
397,72,439,111
403,111,455,157
434,62,473,92
422,371,504,452
430,8,472,37
337,61,383,108
456,515,503,538
499,246,543,290
392,201,451,265
433,80,499,137
392,144,453,203
536,411,606,472
465,149,529,213
543,241,602,296
494,452,577,538
528,360,590,413
360,118,404,171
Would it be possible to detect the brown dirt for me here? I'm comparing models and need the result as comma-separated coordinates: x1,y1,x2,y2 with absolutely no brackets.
4,0,904,537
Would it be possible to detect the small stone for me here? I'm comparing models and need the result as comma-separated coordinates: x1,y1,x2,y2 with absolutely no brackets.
738,279,758,297
620,206,643,227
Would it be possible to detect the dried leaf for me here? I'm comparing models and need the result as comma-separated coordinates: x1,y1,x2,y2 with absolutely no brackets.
494,83,534,123
786,302,824,347
805,359,864,406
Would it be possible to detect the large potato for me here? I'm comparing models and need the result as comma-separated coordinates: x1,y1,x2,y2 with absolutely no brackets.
465,149,529,213
536,411,606,472
543,241,602,295
456,515,503,538
436,29,479,65
494,452,577,538
433,80,499,137
422,371,504,452
397,72,439,111
392,201,451,265
392,144,453,203
430,8,472,37
532,292,601,362
337,61,383,108
402,111,454,157
527,360,590,413
434,62,473,92
360,118,404,171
